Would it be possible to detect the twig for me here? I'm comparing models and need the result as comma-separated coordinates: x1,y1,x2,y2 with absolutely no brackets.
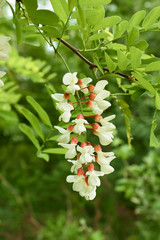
57,38,135,80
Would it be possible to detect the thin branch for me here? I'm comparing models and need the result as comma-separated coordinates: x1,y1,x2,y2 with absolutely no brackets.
57,38,135,80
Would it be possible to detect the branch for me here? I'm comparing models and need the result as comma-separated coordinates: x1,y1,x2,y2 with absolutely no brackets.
57,38,135,81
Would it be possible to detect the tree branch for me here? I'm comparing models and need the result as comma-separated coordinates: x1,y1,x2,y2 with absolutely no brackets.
57,38,135,81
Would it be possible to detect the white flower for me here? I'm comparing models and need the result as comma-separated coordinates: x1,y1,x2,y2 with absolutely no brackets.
62,72,80,94
91,91,111,115
96,151,115,174
54,126,70,143
87,170,104,187
51,93,67,103
66,174,85,192
58,143,77,159
94,126,114,146
100,115,116,128
56,102,74,122
0,36,11,61
79,184,97,200
80,77,92,94
67,160,83,173
93,80,109,95
77,145,95,163
72,118,89,134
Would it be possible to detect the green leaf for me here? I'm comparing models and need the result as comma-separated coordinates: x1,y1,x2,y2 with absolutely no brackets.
22,0,38,15
118,99,132,149
128,10,146,31
131,89,145,101
135,40,148,50
155,91,160,110
130,46,142,70
26,96,52,127
114,20,128,39
34,10,59,26
85,9,104,25
6,1,22,44
150,112,160,148
127,26,139,46
42,148,67,154
92,16,121,31
19,123,40,149
145,61,160,72
117,50,128,71
68,0,77,11
50,0,68,23
132,72,156,96
41,26,61,38
37,152,49,161
89,32,110,41
105,52,116,72
79,0,111,6
77,1,86,28
21,107,44,140
142,6,160,29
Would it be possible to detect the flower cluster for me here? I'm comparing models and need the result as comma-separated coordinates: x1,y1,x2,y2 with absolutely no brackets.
52,72,116,200
0,1,11,88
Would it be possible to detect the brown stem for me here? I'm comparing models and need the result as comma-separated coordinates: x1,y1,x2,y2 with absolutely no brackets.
57,38,135,81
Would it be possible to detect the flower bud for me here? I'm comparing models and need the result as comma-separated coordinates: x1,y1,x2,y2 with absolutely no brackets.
67,124,74,132
93,123,100,130
71,137,78,144
88,84,95,93
78,79,83,86
94,144,102,152
94,114,102,122
87,142,92,146
77,168,84,176
68,102,73,106
87,163,94,171
86,100,93,108
89,93,96,101
81,142,87,148
77,113,83,119
64,92,70,100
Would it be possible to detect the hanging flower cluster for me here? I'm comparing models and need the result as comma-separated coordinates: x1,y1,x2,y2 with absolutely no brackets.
51,72,116,200
0,1,11,88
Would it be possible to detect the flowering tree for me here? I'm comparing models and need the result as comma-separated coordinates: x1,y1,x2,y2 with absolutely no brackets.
1,0,160,201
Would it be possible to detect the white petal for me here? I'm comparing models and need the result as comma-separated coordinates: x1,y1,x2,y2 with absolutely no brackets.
100,164,114,174
51,93,66,102
0,79,4,88
94,80,108,94
62,72,78,85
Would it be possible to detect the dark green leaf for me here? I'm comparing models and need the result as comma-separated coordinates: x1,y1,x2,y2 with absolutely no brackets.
34,10,59,26
42,148,67,154
41,26,61,38
131,89,145,101
21,107,44,140
19,123,40,149
132,72,156,96
22,0,38,15
26,96,52,127
50,0,68,23
37,152,49,161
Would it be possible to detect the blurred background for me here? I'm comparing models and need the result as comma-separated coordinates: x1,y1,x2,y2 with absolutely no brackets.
0,0,160,239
